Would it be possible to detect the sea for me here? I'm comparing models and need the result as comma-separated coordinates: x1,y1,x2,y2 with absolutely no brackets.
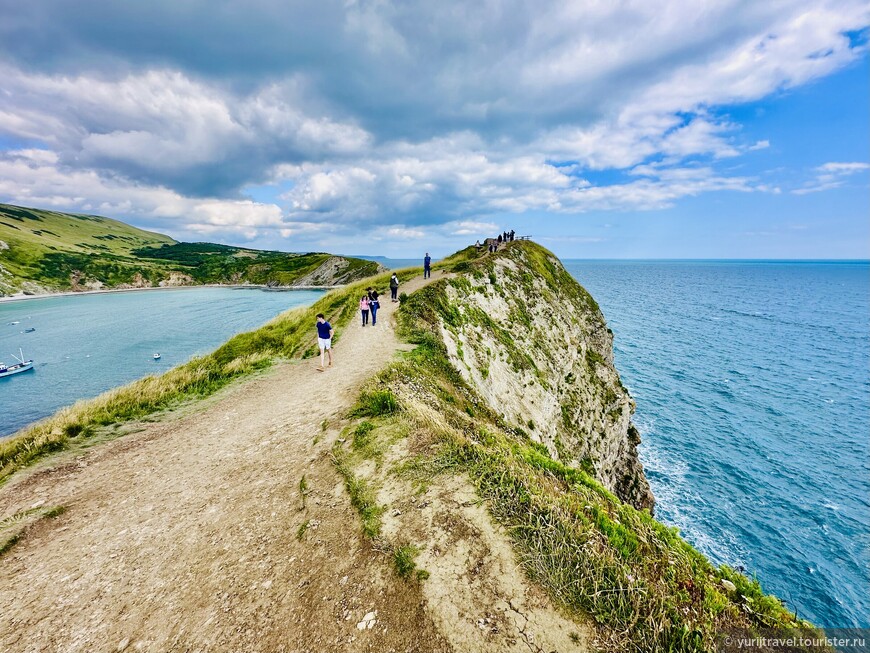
0,287,323,437
564,260,870,629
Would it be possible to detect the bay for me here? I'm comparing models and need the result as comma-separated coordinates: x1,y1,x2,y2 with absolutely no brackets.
0,287,323,437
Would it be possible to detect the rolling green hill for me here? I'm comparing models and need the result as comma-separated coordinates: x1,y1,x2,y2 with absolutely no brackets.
0,203,381,295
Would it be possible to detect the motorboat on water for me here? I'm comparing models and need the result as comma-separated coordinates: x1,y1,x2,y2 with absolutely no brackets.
153,353,161,360
0,349,34,378
23,327,35,333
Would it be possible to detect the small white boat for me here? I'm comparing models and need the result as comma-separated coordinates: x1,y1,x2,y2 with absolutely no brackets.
153,353,161,360
0,349,34,378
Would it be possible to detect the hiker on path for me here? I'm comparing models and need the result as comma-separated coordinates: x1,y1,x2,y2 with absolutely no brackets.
359,294,370,327
509,229,515,241
390,273,399,302
497,234,503,244
423,252,432,279
367,287,380,325
315,313,333,370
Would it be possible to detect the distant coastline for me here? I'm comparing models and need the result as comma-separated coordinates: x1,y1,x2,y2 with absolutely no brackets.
0,283,335,304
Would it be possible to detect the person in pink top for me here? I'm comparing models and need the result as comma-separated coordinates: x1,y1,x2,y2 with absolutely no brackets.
359,294,370,326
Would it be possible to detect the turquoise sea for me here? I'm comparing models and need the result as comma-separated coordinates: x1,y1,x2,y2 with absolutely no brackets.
564,260,870,629
0,287,323,438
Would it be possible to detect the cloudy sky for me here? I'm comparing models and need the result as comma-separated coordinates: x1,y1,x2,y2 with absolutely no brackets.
0,0,867,258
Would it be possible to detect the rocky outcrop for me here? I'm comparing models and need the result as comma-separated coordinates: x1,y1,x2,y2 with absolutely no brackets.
438,243,655,512
158,271,194,287
292,256,386,287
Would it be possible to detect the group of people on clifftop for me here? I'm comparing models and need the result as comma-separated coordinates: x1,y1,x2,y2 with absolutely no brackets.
476,229,516,253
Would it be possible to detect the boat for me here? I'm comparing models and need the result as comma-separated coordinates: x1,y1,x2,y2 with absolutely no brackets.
23,327,36,333
0,349,34,378
153,353,161,360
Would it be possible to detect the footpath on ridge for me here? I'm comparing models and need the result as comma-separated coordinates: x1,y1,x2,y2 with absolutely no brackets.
0,275,451,652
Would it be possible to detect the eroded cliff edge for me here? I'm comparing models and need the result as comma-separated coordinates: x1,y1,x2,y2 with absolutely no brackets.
436,242,655,512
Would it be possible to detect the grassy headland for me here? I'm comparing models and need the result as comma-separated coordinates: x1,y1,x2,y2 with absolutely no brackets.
0,203,381,294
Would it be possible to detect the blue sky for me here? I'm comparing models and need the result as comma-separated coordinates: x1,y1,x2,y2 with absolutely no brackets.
0,0,867,259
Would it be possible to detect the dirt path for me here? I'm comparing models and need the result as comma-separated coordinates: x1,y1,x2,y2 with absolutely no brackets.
0,275,452,653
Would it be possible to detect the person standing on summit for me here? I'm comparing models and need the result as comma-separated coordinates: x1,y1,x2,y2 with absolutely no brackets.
423,252,432,279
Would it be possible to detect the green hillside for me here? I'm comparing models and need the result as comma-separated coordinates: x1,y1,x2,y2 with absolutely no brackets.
0,203,380,294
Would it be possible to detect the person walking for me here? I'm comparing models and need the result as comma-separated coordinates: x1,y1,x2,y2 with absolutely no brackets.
509,229,515,241
315,313,333,370
423,252,432,279
359,294,370,326
367,287,380,325
390,273,399,302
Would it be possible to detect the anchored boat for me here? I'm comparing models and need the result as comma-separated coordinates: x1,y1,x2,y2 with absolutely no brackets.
0,349,34,378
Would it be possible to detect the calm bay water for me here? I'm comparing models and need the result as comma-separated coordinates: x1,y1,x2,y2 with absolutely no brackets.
0,287,323,437
564,260,870,629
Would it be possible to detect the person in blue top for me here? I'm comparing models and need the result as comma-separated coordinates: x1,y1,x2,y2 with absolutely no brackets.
315,313,333,370
423,252,432,279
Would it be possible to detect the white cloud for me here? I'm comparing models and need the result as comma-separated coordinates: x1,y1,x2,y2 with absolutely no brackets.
449,220,499,235
386,227,426,239
793,161,870,194
0,149,284,241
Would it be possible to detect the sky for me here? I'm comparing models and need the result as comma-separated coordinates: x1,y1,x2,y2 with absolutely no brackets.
0,0,867,259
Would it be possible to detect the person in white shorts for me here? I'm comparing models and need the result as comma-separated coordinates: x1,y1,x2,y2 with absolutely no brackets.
315,313,333,370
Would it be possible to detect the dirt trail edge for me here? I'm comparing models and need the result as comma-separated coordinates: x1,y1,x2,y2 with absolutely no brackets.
0,272,590,653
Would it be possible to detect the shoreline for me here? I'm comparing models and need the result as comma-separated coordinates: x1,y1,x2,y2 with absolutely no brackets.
0,283,341,304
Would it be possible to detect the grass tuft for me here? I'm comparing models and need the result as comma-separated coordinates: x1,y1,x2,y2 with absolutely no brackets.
393,543,429,581
352,389,400,417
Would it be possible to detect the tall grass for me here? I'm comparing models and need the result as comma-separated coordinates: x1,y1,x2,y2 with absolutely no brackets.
0,267,419,483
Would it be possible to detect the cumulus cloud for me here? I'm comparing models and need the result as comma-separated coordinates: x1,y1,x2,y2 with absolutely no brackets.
0,148,284,242
0,0,866,245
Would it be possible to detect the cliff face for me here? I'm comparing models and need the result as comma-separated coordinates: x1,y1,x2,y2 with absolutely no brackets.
437,243,654,512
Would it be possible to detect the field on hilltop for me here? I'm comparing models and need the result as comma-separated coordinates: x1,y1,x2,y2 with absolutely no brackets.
0,203,380,295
